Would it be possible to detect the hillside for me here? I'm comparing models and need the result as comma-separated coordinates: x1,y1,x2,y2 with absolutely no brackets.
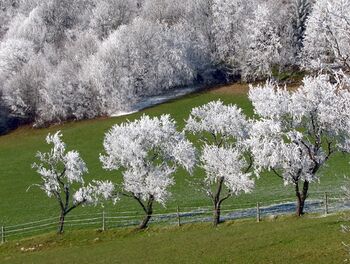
1,0,350,263
0,84,349,228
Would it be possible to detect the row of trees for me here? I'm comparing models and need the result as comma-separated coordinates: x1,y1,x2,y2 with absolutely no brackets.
32,74,350,232
1,0,350,127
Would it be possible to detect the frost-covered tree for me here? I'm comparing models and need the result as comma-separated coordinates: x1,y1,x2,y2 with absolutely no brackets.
2,55,49,122
0,38,36,120
248,74,350,216
211,0,252,71
263,0,304,67
182,0,216,62
100,114,195,229
38,0,93,46
290,0,312,59
6,6,48,49
241,4,281,81
141,0,188,24
185,101,254,226
0,38,34,81
303,0,350,72
211,0,299,76
84,18,197,115
32,131,116,233
90,0,137,39
0,0,20,40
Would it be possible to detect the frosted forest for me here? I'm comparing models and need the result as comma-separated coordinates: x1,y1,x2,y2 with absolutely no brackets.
0,0,349,129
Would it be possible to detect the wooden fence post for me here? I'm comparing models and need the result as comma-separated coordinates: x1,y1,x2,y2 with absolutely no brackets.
256,202,260,223
1,226,4,244
324,192,329,215
177,206,181,227
102,211,106,231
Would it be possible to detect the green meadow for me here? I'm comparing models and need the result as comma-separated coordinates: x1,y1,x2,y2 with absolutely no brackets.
0,214,348,263
0,85,349,226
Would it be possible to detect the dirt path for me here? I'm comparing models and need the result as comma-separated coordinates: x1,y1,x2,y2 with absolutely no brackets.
208,81,301,96
208,83,250,95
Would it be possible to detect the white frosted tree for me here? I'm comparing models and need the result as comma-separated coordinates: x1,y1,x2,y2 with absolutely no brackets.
38,0,93,46
290,0,312,60
302,0,350,72
6,6,48,49
2,55,48,122
90,0,137,39
248,74,350,216
141,0,189,24
241,4,281,81
83,17,198,116
185,101,254,226
181,0,216,65
0,0,20,40
263,0,311,67
0,38,37,121
32,131,116,233
211,0,251,71
100,114,196,229
0,38,34,82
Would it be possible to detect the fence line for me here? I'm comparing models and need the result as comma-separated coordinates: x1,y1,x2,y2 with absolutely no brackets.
5,216,59,229
1,192,349,243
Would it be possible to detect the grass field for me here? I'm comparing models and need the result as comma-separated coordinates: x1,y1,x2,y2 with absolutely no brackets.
0,83,349,226
0,214,348,263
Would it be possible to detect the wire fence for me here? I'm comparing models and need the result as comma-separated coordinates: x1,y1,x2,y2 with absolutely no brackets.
1,191,349,243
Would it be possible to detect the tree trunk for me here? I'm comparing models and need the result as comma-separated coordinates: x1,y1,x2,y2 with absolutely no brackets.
213,177,225,226
296,194,303,216
295,181,309,216
138,197,154,230
213,203,221,227
58,211,65,234
139,214,152,229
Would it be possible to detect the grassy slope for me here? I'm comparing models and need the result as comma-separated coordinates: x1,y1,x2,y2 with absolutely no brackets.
0,84,349,226
0,214,348,263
